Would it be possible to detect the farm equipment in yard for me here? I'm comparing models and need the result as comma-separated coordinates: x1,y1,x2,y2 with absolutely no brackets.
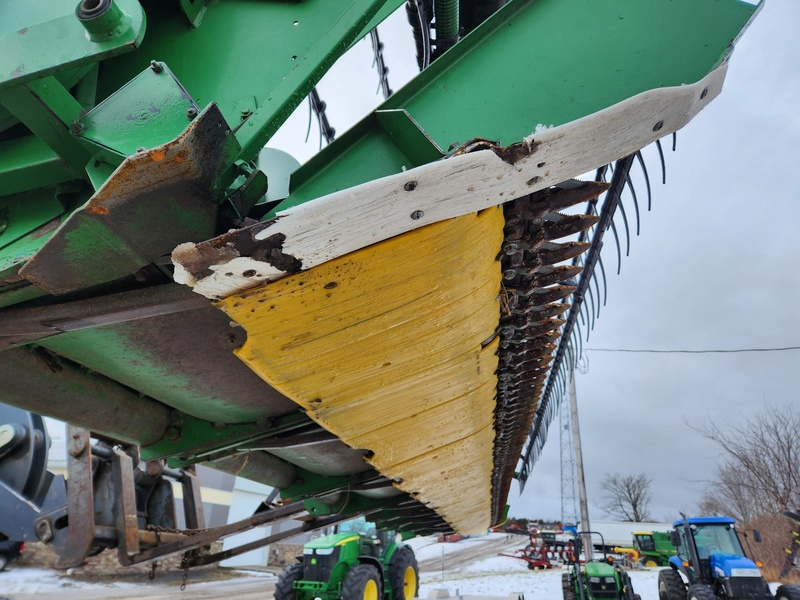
503,527,573,569
275,519,418,600
0,0,762,574
658,516,800,600
779,511,800,580
562,532,640,600
633,531,674,567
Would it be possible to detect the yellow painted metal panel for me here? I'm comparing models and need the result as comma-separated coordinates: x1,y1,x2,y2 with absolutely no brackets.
217,208,504,532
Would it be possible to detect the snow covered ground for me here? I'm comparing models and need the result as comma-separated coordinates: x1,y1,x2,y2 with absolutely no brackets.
0,532,784,599
410,533,662,600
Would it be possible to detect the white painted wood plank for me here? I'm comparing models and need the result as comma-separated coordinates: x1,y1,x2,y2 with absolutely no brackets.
173,66,727,299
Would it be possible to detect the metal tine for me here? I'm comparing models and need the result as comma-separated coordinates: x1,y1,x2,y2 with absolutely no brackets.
625,172,641,236
577,297,587,327
655,139,667,184
304,97,313,144
635,151,653,212
579,296,590,331
597,253,608,306
587,283,596,332
592,270,602,318
616,199,631,256
594,165,608,183
608,215,623,274
569,330,579,368
672,131,677,152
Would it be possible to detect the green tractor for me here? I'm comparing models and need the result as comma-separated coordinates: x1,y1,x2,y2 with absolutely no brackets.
562,532,640,600
633,531,674,567
275,520,419,600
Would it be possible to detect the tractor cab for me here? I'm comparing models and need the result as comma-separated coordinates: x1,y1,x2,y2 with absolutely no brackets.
671,517,755,583
657,516,797,600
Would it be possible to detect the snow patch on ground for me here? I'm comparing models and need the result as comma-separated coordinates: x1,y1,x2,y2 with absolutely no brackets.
420,567,662,600
0,567,139,594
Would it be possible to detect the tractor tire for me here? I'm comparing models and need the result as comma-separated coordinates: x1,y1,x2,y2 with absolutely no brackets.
275,562,303,600
657,568,686,600
642,557,659,567
342,564,382,600
686,584,716,600
776,585,800,600
562,573,577,600
389,546,419,600
0,554,8,571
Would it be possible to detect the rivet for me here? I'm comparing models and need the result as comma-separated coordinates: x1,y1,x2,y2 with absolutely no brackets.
150,60,163,74
187,107,198,120
700,87,709,99
404,181,417,192
653,120,664,132
410,210,424,220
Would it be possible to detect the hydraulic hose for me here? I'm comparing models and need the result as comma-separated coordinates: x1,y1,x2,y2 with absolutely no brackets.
434,0,459,58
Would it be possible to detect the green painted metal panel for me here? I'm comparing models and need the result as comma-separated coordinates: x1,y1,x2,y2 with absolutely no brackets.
77,61,199,159
93,0,392,163
40,325,263,424
0,189,65,254
0,137,76,197
0,76,92,172
285,0,758,205
0,0,146,89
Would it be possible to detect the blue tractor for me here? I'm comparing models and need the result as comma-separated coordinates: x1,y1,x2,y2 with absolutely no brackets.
658,516,800,600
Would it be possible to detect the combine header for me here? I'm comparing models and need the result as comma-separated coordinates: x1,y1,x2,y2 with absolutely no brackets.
0,0,760,571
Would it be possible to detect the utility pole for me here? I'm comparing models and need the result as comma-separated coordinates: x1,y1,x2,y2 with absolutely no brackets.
569,365,593,561
560,388,579,530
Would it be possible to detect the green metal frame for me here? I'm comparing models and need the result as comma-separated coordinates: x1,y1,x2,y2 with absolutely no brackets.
0,0,761,534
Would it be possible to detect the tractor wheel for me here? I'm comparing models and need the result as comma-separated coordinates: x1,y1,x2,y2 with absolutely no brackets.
776,585,800,600
642,557,658,567
389,546,419,600
342,564,382,600
0,554,8,571
686,584,716,600
562,573,577,600
275,562,303,600
657,568,686,600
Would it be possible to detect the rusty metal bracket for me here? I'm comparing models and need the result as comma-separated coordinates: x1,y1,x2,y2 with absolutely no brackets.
111,447,140,566
19,103,240,296
54,426,96,569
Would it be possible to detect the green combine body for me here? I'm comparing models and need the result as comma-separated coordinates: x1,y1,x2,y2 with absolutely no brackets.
0,0,763,574
276,521,418,600
633,531,674,566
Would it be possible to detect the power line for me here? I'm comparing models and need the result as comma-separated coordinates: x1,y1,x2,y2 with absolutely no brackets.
587,346,800,354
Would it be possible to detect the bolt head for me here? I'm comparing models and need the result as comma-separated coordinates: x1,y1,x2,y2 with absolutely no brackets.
186,107,198,120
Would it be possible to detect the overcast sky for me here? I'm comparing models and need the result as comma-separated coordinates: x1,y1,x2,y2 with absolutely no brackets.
272,0,799,526
507,0,800,524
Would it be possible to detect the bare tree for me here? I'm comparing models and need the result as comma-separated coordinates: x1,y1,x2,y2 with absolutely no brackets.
698,404,800,517
599,472,653,521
